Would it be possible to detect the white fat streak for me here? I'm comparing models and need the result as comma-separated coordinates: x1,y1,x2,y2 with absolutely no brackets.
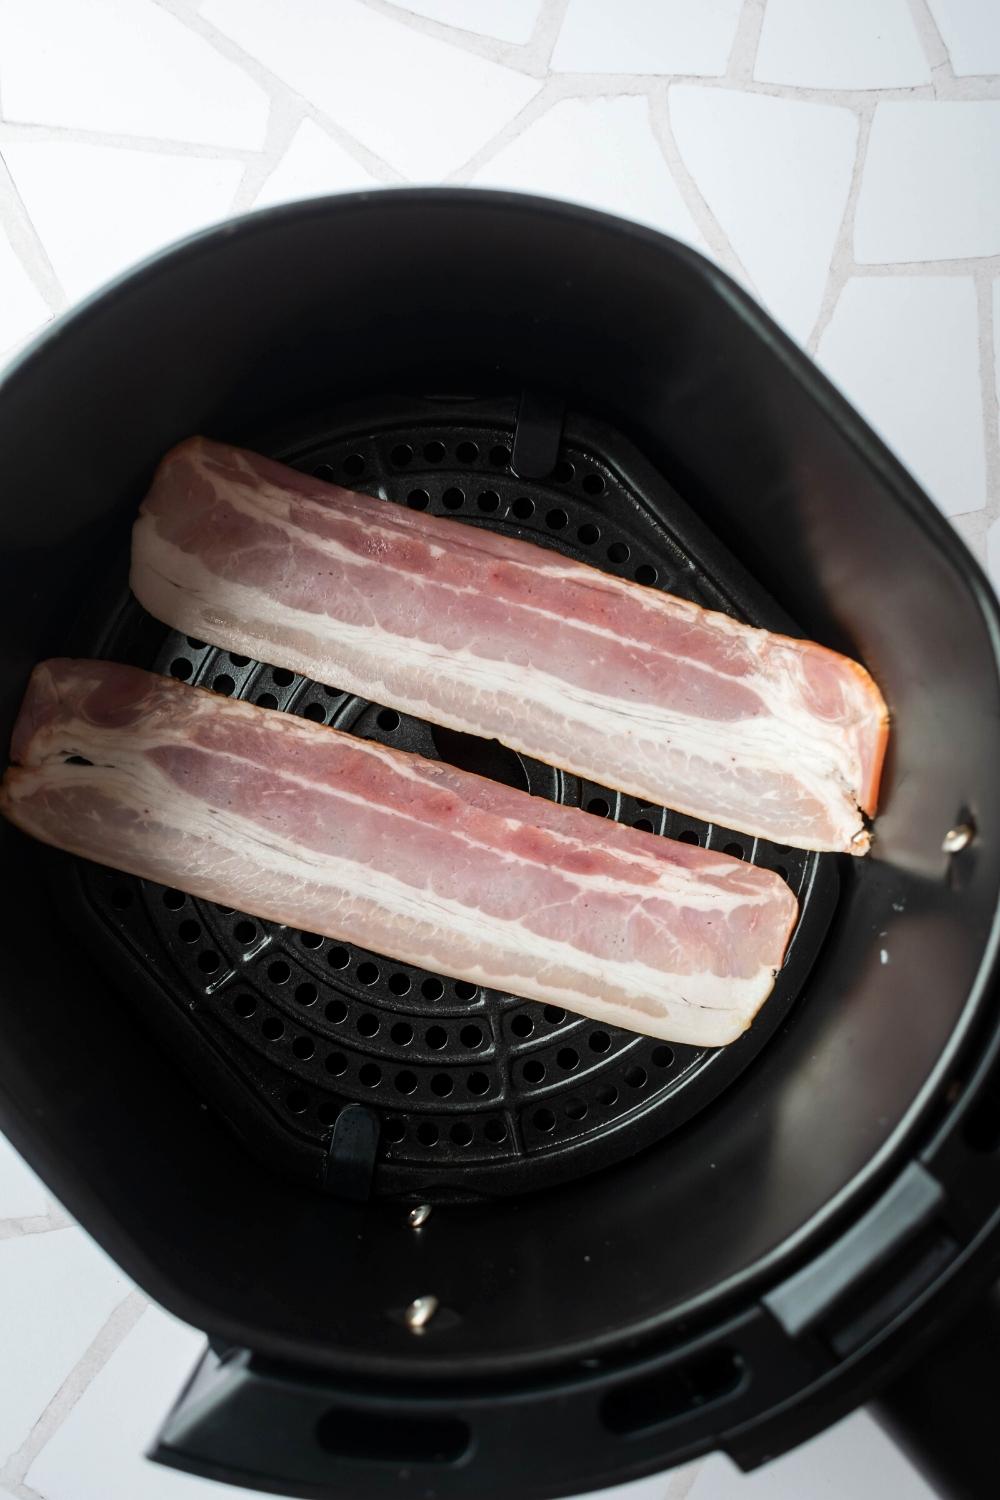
132,528,861,846
16,754,775,1046
217,474,873,752
33,696,779,916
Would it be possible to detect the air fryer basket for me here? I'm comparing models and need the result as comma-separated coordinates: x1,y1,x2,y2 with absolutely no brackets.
1,191,999,1500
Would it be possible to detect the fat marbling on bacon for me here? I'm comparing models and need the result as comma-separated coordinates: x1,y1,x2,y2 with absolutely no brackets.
0,660,799,1047
131,438,888,855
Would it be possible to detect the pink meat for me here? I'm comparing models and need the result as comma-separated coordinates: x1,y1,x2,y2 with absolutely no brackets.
0,660,799,1046
131,438,888,854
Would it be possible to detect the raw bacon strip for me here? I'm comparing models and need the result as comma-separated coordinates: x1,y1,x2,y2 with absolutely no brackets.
131,438,888,855
1,661,798,1047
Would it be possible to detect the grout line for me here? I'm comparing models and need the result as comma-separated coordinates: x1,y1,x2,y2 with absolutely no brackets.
0,119,262,160
445,78,559,181
648,84,757,289
807,104,874,354
0,1290,148,1493
530,71,946,105
907,0,953,72
726,0,766,82
664,1456,709,1499
230,93,307,214
153,0,407,184
0,1206,74,1241
359,0,551,77
976,273,1000,517
0,150,68,314
529,0,572,73
2,1478,45,1500
851,254,1000,275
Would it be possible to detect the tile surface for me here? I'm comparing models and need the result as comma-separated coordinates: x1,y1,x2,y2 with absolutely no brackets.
818,275,986,517
25,1304,257,1500
855,102,1000,262
0,1132,52,1221
0,0,270,149
0,231,51,355
382,0,543,45
0,1229,131,1464
688,1411,936,1499
927,0,1000,76
471,95,707,247
754,0,931,89
0,2,996,1497
2,141,245,302
201,0,540,178
669,86,857,340
551,0,743,76
253,119,380,209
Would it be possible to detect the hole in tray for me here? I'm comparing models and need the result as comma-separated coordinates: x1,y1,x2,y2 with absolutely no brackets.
431,723,528,793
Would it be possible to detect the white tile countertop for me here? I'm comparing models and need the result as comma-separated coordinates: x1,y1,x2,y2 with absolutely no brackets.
0,2,997,1497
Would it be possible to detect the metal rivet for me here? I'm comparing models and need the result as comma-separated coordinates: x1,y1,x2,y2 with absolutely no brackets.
404,1295,438,1334
407,1203,432,1229
943,822,975,854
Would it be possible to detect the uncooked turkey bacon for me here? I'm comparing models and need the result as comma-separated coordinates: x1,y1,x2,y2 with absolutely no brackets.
131,438,888,854
1,661,798,1047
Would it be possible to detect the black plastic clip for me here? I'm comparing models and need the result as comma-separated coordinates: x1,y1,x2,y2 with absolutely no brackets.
323,1103,379,1202
511,388,565,480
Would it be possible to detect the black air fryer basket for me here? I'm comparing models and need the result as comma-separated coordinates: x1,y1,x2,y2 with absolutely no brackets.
1,191,999,1500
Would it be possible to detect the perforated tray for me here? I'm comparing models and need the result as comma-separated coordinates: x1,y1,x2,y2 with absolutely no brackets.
64,395,838,1199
